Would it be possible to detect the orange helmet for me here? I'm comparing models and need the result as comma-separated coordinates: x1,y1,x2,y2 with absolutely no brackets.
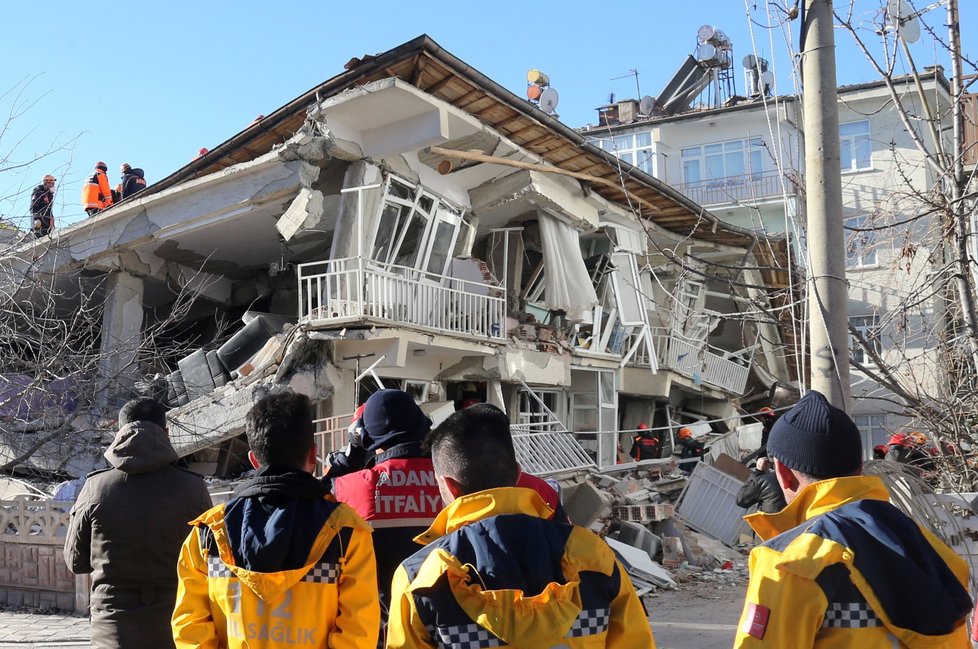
909,431,927,446
677,427,693,440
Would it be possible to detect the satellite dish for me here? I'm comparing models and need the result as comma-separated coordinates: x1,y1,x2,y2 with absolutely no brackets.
697,25,716,43
639,95,656,116
743,54,758,69
539,88,560,114
697,44,717,62
760,71,775,95
887,0,920,44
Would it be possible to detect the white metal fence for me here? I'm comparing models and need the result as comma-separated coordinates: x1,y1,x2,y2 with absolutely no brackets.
297,257,506,340
635,328,752,395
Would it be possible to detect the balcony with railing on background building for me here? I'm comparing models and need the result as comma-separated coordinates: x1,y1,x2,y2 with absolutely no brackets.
674,170,796,208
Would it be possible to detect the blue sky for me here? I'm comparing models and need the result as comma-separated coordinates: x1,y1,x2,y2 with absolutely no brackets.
2,1,975,228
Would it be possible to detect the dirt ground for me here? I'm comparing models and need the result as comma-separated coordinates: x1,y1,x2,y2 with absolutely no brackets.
644,565,748,649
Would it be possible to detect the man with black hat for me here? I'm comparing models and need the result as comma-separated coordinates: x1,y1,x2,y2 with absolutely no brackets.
333,389,441,620
733,390,971,648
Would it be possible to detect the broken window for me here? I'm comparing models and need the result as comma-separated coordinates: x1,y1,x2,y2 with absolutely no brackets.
369,175,464,278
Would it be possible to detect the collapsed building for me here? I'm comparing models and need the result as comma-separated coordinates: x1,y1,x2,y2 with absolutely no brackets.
1,35,799,482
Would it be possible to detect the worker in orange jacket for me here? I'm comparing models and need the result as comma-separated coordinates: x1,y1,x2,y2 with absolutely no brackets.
81,162,113,216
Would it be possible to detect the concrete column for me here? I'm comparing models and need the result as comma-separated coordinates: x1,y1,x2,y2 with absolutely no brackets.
98,271,144,406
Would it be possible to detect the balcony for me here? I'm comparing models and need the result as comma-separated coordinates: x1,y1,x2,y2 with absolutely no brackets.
674,170,794,208
297,257,507,341
631,328,752,395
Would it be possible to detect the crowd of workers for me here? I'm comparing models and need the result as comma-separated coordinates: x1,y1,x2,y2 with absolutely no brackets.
61,387,974,648
27,162,147,239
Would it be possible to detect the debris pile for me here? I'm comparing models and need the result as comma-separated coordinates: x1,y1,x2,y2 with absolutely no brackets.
557,455,752,595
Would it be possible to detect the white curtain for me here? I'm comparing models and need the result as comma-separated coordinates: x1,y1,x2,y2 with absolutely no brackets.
538,212,599,323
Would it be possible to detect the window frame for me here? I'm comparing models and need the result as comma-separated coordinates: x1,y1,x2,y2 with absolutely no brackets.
369,175,465,278
839,119,872,172
680,136,765,185
850,314,882,365
589,131,655,175
845,215,878,268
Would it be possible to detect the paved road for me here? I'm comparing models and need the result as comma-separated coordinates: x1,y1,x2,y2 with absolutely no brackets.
647,577,745,649
0,609,89,647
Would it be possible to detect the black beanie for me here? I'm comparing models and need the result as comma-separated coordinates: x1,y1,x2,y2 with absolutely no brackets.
361,389,432,452
766,390,862,479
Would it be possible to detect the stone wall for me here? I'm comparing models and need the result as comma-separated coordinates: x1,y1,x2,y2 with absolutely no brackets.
0,500,87,612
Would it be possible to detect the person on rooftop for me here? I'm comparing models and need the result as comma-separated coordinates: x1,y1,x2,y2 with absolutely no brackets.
81,162,113,216
30,174,56,237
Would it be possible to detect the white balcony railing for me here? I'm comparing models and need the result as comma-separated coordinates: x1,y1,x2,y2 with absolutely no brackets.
632,327,752,395
297,257,507,341
674,170,793,207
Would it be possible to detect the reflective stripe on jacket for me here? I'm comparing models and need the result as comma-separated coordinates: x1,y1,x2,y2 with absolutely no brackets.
734,475,971,648
172,491,379,649
81,170,113,210
388,487,655,648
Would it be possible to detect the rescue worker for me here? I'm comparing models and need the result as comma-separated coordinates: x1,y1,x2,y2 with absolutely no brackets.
735,457,786,514
322,403,369,484
872,444,888,460
733,390,971,648
630,423,660,461
119,163,147,200
81,162,113,216
64,398,212,649
675,426,705,474
886,432,934,471
387,404,655,648
30,174,56,237
172,391,379,648
332,389,440,623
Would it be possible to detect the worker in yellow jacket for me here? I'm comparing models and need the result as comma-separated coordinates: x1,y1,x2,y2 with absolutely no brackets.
734,390,971,648
172,392,380,649
387,404,654,648
81,162,113,216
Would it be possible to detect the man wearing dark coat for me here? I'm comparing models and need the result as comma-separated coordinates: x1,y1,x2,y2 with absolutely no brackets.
64,398,211,649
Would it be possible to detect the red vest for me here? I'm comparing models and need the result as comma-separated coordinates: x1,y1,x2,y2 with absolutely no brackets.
333,456,442,528
515,472,560,515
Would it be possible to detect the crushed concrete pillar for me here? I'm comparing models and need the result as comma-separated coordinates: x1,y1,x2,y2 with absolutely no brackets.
97,271,144,407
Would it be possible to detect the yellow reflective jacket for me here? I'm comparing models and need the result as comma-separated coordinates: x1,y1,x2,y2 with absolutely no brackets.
387,487,655,648
172,469,380,649
734,475,971,649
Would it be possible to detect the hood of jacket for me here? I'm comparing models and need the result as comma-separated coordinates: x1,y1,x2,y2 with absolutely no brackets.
410,487,590,647
104,420,178,474
748,475,972,643
222,467,337,575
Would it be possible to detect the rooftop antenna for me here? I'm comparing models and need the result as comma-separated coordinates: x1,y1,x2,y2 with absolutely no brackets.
611,69,641,99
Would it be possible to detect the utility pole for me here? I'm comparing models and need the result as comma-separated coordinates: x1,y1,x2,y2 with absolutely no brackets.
802,0,851,409
944,0,978,377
